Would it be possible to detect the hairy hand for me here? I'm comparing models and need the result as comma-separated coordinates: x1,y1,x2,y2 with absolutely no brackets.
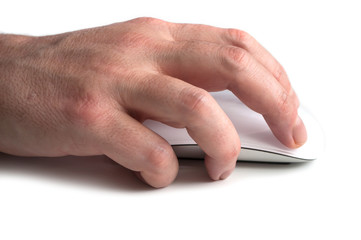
0,17,307,187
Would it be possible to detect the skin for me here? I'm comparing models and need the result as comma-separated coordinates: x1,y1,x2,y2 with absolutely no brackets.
0,17,307,188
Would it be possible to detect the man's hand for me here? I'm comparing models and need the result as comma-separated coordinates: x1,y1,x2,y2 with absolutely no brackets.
0,17,307,188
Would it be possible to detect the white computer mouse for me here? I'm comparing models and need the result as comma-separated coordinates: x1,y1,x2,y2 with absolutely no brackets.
144,90,324,163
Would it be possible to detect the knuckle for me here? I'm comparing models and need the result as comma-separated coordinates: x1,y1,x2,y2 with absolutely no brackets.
226,28,252,44
273,64,285,82
219,46,251,71
277,91,290,115
128,17,171,41
276,91,298,120
131,17,164,25
273,64,292,92
179,87,213,118
146,143,173,171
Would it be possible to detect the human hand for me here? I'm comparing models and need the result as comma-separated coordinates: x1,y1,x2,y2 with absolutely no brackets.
0,17,307,188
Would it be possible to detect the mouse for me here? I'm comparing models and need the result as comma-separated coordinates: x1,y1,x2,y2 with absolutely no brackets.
144,90,324,163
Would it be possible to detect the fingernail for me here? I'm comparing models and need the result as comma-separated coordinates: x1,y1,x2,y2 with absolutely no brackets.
292,116,308,147
219,169,233,180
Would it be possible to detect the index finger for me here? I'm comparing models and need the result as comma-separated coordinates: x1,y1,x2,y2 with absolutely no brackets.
169,23,292,91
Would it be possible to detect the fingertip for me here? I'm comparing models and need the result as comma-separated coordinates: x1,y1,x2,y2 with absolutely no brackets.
138,149,179,188
292,115,308,148
205,154,237,181
265,112,308,149
219,169,234,180
137,171,177,188
135,171,171,189
134,171,148,185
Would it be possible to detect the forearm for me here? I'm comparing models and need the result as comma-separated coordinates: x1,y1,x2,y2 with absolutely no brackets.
0,34,38,155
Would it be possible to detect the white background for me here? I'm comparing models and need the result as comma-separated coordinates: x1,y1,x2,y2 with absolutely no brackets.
1,0,360,239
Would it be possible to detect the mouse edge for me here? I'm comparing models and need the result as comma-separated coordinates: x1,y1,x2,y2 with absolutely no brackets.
172,145,315,163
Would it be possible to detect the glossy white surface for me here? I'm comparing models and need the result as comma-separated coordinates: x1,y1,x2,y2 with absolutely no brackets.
1,1,360,240
145,90,325,162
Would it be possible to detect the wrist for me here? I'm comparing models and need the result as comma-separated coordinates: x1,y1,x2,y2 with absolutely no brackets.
0,34,36,59
0,34,40,155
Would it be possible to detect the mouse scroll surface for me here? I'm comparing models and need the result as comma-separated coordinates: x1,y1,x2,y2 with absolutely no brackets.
144,90,324,163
